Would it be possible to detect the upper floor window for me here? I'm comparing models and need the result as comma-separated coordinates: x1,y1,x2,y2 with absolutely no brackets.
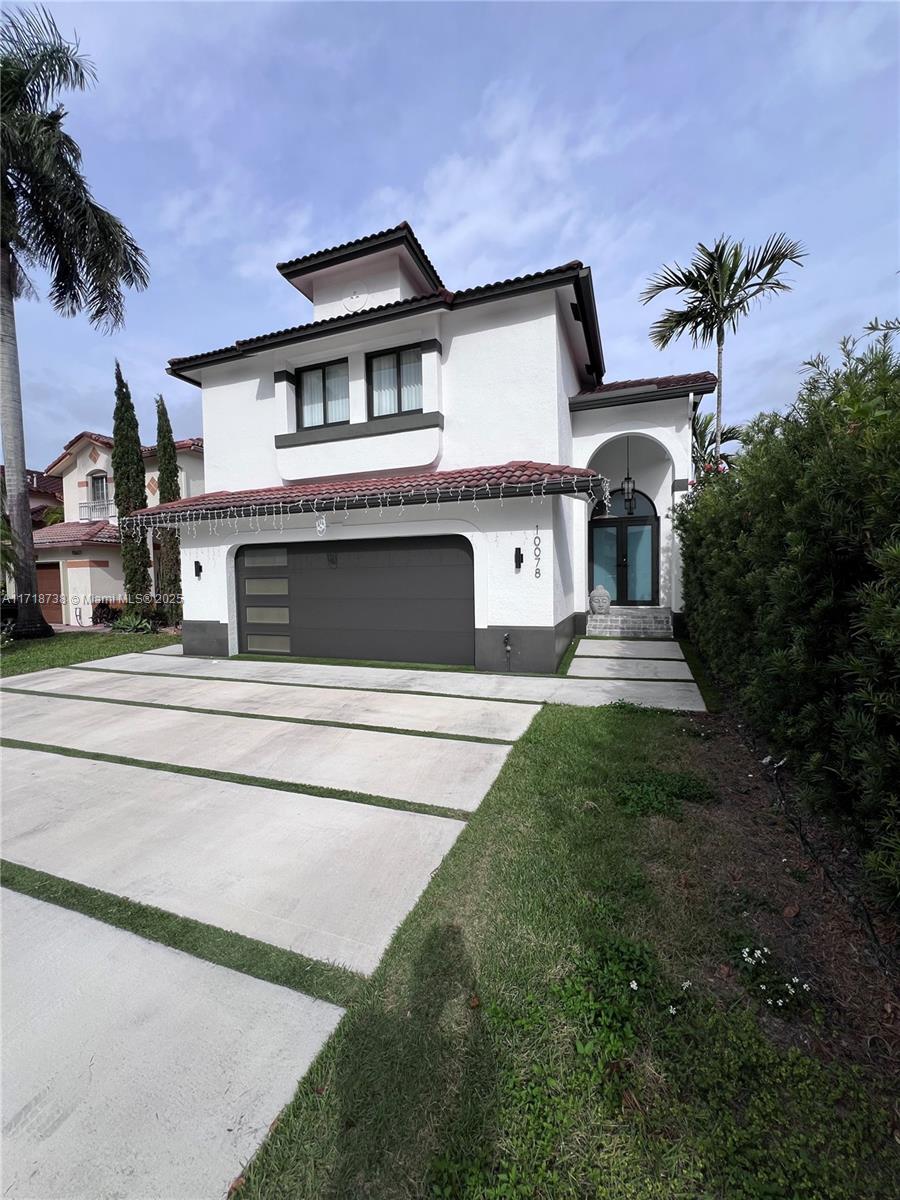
367,346,423,418
297,359,349,429
90,472,108,504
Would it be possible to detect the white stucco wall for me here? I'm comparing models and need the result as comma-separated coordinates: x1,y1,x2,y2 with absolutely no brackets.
184,279,697,631
178,496,577,654
310,252,421,322
571,395,692,610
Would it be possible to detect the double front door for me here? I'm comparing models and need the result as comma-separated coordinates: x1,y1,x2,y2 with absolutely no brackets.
590,517,658,605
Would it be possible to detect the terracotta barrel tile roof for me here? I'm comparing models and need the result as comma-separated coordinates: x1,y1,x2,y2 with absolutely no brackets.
168,262,587,372
124,461,604,530
579,371,717,397
33,520,120,547
45,433,203,475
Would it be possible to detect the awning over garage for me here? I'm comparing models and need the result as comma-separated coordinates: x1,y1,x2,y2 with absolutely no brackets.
121,460,607,533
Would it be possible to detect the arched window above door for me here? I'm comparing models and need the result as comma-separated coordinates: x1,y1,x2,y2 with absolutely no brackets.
594,489,656,519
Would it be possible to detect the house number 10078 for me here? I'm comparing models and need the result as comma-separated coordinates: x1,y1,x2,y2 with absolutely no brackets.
533,527,541,579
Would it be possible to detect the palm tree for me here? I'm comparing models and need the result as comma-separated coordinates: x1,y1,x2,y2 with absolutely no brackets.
641,234,805,462
1,475,18,584
1,6,148,638
691,411,743,475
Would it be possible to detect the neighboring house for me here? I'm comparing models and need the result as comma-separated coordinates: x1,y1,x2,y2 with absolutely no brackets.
0,465,64,528
32,432,204,625
128,222,715,671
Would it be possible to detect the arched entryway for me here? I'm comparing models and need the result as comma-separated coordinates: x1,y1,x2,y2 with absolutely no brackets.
589,489,659,605
585,432,675,608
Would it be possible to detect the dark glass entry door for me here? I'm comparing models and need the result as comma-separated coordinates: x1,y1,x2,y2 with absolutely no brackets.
590,517,658,605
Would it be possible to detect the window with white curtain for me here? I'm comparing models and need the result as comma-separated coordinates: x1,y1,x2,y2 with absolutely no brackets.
298,360,349,428
367,346,423,417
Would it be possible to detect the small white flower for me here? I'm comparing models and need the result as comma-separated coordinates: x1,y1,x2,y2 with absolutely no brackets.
668,1005,677,1015
792,977,799,984
787,986,795,995
681,980,691,990
767,999,773,1005
760,984,766,991
803,983,810,991
764,947,770,954
629,980,638,991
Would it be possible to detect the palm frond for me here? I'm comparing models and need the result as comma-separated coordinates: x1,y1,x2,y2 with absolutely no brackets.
1,11,148,331
0,6,94,111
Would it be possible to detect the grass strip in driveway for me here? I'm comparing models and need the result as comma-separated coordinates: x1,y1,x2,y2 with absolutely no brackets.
228,702,897,1200
0,631,180,677
0,739,471,823
0,685,514,745
0,860,362,1009
70,662,542,706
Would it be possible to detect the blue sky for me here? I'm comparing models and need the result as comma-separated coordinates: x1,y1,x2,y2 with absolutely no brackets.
12,0,899,470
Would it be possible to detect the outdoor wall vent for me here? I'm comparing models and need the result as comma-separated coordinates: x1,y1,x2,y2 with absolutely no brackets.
194,560,202,579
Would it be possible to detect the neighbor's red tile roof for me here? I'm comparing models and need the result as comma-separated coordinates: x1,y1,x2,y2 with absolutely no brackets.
128,461,600,524
32,520,121,547
45,433,203,475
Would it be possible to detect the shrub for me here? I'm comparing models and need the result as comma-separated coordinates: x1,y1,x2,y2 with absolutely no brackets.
113,610,151,634
674,327,900,901
91,601,123,627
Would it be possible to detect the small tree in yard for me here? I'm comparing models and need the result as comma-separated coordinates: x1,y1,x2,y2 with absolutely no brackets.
641,234,806,461
154,394,181,625
111,362,151,610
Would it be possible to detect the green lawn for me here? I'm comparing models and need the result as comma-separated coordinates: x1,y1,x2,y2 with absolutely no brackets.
232,703,897,1200
0,630,180,677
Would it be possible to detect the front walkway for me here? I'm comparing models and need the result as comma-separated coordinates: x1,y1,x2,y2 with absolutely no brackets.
90,643,707,712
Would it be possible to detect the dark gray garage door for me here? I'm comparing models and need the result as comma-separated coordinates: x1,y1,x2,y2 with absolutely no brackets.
236,536,474,665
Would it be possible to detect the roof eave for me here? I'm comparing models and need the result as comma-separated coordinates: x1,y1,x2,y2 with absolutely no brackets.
277,226,444,293
166,268,588,379
572,268,605,383
570,378,717,412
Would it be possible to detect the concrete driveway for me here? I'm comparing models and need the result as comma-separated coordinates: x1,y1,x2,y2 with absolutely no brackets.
0,651,540,1199
0,639,702,1198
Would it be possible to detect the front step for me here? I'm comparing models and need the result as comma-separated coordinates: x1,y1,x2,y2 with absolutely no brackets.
585,606,673,638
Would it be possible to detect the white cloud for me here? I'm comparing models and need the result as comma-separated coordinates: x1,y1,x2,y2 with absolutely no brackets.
360,81,662,289
791,2,896,86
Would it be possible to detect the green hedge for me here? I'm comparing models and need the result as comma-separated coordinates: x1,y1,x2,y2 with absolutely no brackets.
674,329,900,901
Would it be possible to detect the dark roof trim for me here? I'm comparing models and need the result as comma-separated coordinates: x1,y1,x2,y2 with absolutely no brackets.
277,222,444,291
570,376,717,413
275,410,442,449
167,263,591,385
572,268,605,382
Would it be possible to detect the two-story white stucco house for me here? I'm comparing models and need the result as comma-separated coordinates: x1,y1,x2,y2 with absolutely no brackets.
126,223,714,672
32,432,204,625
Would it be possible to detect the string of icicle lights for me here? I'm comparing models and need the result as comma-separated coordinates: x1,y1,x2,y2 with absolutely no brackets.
119,473,610,539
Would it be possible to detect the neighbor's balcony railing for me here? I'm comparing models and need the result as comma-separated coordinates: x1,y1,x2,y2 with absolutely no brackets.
79,500,117,521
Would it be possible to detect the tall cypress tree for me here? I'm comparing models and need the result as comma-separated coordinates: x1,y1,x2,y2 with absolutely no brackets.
111,361,151,610
155,394,182,624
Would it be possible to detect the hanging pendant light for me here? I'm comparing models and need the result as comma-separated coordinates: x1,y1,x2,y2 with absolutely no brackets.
622,436,636,515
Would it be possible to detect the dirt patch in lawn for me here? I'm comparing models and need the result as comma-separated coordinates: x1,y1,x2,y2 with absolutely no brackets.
657,709,899,1081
